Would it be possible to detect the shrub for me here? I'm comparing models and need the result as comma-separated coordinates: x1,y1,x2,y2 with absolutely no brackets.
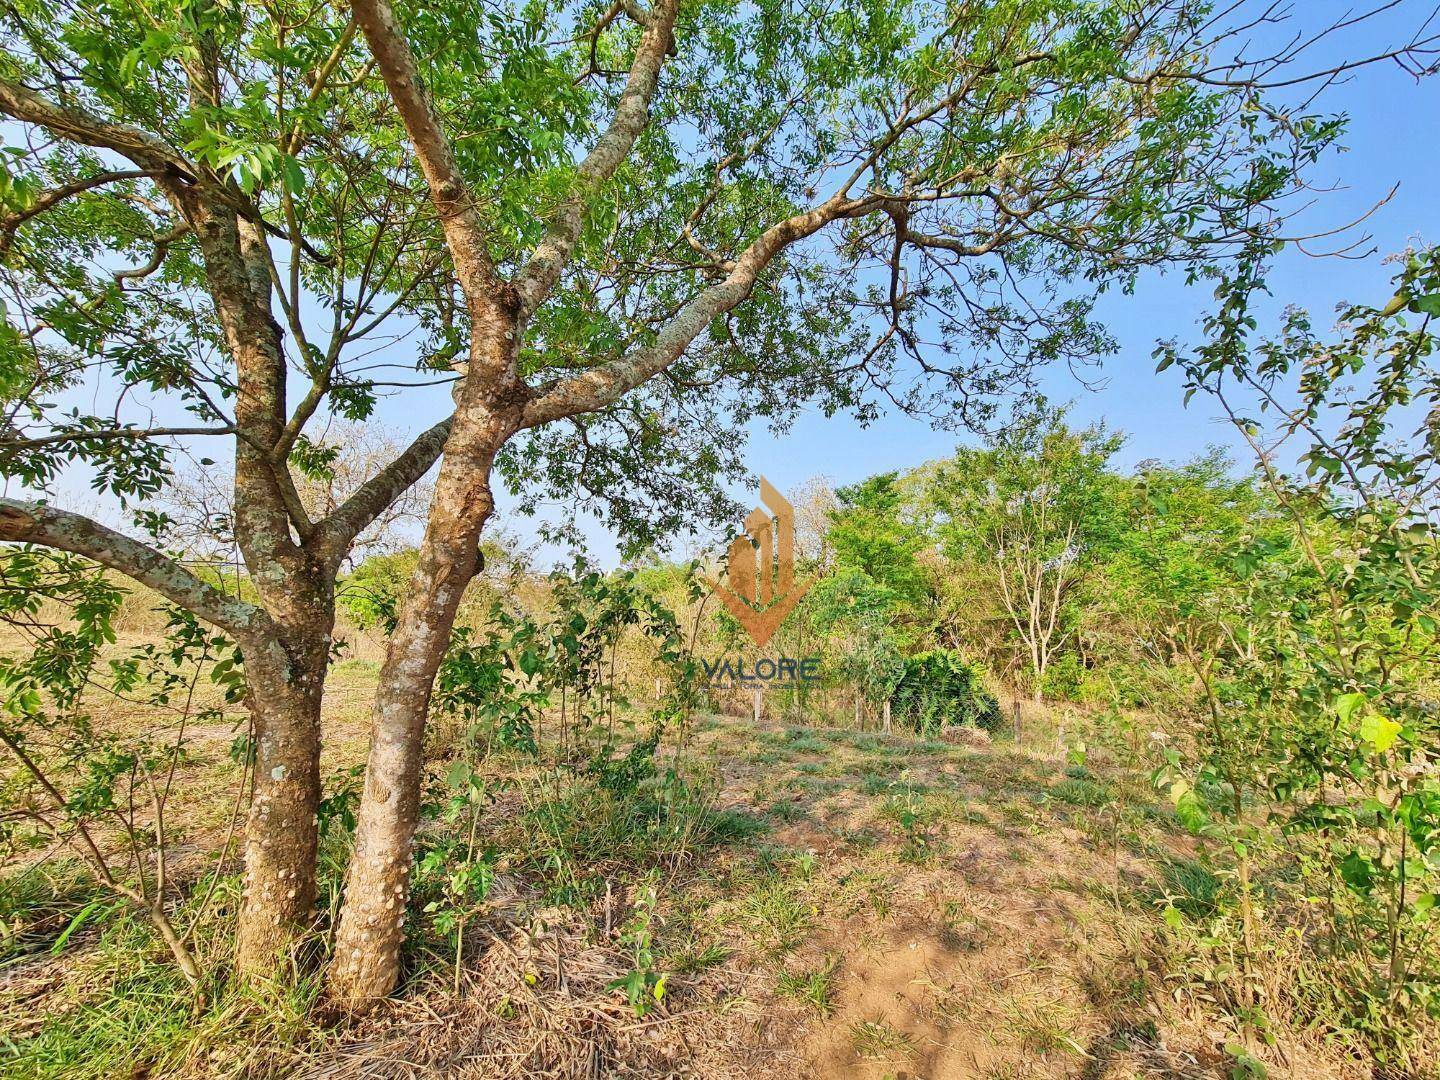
889,650,1001,733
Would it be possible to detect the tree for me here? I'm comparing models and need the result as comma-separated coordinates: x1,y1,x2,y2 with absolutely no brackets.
0,0,1418,1004
828,472,932,625
1097,451,1278,701
931,405,1124,698
805,566,906,727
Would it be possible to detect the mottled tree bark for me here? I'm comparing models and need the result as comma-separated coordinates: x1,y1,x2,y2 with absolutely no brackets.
327,401,515,1006
0,39,461,989
329,0,854,1009
233,603,333,972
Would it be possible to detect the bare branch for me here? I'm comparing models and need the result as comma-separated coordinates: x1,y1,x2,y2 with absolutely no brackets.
315,416,451,560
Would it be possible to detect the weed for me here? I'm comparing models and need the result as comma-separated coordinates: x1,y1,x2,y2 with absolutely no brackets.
737,878,811,955
850,1019,915,1060
776,957,839,1014
1049,776,1111,808
1162,858,1223,918
766,798,805,823
881,788,940,864
1,881,320,1080
667,939,729,974
998,993,1083,1057
608,878,667,1017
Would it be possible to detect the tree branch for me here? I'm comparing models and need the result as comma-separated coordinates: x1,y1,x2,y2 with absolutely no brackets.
314,416,452,561
521,195,866,426
515,0,678,314
0,425,235,451
0,78,196,178
0,169,158,255
114,222,192,286
0,499,264,636
348,0,505,310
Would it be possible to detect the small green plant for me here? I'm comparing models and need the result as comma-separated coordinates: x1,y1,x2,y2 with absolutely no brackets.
608,877,667,1017
850,1019,915,1060
882,788,939,865
777,958,839,1014
417,760,498,994
738,878,812,955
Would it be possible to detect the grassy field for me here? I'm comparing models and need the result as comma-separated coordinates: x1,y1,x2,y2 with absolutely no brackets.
0,647,1385,1079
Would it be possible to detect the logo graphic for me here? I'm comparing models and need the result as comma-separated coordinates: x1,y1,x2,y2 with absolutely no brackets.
708,477,812,648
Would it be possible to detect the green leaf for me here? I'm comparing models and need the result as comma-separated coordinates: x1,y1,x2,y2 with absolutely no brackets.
51,899,113,953
1411,292,1440,316
1340,850,1374,893
445,759,473,790
1358,712,1402,754
1168,779,1208,833
282,155,306,196
1335,692,1366,726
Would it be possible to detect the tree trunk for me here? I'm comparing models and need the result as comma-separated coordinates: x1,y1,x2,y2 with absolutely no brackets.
327,412,510,1009
234,620,330,975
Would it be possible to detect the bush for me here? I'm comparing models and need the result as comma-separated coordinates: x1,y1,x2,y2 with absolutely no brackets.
1040,651,1084,700
889,650,1001,734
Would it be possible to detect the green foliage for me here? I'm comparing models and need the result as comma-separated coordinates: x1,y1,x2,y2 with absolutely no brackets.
435,612,546,757
828,473,931,617
0,550,239,982
929,403,1127,695
776,958,839,1014
1149,247,1440,1069
889,649,1000,734
0,0,1356,555
804,567,906,708
608,875,666,1017
338,550,418,631
0,874,320,1080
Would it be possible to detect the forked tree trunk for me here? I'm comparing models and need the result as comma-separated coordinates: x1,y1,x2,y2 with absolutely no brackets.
234,614,332,974
327,414,510,1008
